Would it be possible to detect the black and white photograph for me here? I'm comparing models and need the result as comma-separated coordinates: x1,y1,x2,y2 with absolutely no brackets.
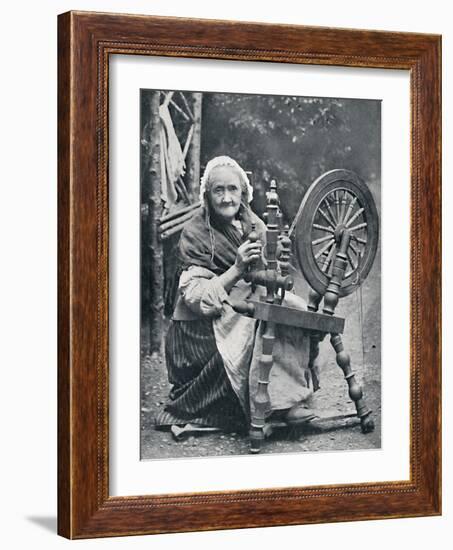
140,89,381,459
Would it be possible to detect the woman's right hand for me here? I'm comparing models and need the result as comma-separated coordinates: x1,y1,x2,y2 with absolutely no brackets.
234,239,262,273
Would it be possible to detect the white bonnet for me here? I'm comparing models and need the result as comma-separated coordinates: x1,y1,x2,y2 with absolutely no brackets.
199,156,253,204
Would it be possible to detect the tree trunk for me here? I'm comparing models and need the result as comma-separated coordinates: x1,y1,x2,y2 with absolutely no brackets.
143,90,164,354
186,92,202,201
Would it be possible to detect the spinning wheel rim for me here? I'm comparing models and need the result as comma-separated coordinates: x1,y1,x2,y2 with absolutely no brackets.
294,169,379,298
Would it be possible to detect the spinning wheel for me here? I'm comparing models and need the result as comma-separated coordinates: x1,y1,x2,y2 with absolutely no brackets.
232,170,379,453
293,169,379,297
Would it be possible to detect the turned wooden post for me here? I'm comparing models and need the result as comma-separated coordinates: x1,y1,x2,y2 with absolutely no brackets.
250,180,279,453
278,224,291,304
330,334,373,432
250,321,275,453
265,180,279,304
323,229,350,315
308,335,322,392
247,222,259,293
307,288,323,392
323,229,374,433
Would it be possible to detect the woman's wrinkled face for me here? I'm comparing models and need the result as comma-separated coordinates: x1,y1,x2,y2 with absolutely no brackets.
207,165,243,223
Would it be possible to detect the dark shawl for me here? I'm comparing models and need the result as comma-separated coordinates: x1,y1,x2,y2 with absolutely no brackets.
164,203,263,315
179,204,260,275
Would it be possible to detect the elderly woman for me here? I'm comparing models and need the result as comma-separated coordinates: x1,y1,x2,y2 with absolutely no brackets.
155,156,315,434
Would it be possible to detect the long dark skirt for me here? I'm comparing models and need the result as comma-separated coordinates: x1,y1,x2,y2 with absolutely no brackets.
155,319,248,432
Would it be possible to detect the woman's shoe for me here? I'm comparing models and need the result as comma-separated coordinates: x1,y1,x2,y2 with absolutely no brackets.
170,423,221,441
284,404,317,425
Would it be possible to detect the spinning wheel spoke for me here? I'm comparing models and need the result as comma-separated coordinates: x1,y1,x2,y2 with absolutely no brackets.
342,196,358,226
344,247,359,278
313,223,334,234
314,238,335,260
349,222,367,232
349,242,364,261
346,249,358,271
334,191,340,220
345,206,365,228
339,190,348,224
327,252,336,277
312,234,334,246
323,199,338,225
321,242,336,272
318,207,336,228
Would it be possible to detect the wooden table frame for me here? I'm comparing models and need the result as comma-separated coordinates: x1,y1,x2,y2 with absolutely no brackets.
58,10,441,538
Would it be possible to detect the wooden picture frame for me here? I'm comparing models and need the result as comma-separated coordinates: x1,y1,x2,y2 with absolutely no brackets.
58,10,441,538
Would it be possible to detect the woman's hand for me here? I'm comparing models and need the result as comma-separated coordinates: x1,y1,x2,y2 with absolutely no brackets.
234,239,263,273
216,239,262,293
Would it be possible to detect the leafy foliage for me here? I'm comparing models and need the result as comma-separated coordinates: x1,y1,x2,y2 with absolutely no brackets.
201,93,380,221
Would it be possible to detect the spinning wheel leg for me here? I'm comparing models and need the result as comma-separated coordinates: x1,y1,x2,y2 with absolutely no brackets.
308,289,324,392
250,321,275,453
308,334,322,392
330,333,374,433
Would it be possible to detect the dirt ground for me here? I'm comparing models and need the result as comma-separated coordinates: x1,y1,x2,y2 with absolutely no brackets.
140,255,381,459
